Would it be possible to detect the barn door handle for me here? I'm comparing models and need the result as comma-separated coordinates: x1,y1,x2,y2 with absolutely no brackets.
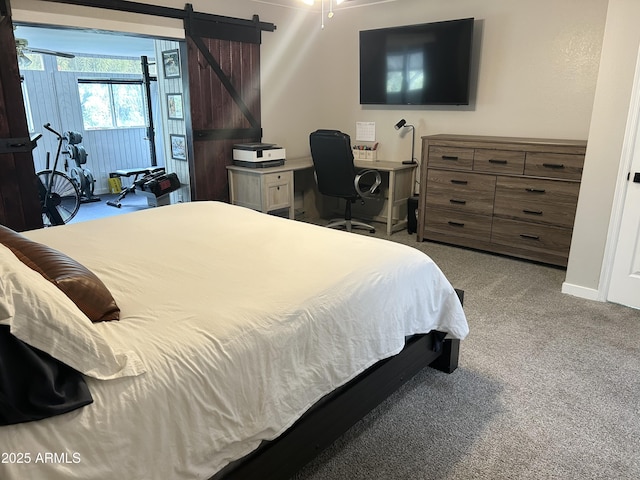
0,136,39,154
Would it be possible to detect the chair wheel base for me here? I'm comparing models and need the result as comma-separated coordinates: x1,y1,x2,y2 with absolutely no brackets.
326,219,376,234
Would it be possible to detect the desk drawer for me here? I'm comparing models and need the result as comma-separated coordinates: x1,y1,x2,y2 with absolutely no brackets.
425,208,492,242
264,171,292,210
428,146,474,170
426,170,496,215
264,171,292,186
494,177,579,227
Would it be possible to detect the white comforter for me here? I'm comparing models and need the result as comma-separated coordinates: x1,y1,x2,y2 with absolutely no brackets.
0,201,467,480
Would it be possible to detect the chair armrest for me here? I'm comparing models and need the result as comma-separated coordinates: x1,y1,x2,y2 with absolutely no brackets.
355,169,382,197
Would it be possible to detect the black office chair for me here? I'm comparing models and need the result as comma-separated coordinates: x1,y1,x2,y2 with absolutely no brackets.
309,129,381,233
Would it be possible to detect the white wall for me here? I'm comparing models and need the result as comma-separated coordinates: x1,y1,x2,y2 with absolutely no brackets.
14,0,625,297
565,0,640,297
253,0,607,162
14,0,607,158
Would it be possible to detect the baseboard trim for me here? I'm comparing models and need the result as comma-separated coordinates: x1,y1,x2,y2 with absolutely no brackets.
561,282,602,301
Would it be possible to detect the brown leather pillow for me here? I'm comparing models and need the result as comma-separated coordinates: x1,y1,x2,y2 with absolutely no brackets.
0,225,120,322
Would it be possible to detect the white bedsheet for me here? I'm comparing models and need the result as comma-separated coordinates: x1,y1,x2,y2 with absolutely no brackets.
0,201,467,480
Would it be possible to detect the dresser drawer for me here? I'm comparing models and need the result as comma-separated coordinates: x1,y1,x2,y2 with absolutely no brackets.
474,149,525,175
426,170,496,215
524,152,584,180
425,208,492,242
494,177,580,227
428,146,474,170
491,218,572,257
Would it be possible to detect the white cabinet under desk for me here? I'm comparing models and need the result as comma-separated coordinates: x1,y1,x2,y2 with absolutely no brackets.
227,157,416,235
227,160,306,219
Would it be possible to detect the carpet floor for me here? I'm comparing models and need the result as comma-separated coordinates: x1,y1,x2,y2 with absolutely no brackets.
291,222,640,480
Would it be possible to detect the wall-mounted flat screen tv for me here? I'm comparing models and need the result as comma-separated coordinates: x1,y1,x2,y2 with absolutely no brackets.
359,18,475,106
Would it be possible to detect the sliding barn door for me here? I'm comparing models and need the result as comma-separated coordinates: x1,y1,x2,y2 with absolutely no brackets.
185,12,266,201
0,0,42,231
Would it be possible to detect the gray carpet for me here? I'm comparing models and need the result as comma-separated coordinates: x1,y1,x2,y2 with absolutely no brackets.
292,224,640,480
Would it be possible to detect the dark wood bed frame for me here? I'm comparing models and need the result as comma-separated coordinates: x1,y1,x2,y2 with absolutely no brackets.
212,290,464,480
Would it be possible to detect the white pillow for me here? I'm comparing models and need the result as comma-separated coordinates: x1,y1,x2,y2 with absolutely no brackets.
0,244,145,380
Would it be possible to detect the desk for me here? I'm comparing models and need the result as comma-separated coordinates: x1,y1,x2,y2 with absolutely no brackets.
227,158,416,235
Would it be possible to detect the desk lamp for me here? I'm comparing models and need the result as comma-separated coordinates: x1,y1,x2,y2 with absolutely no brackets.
394,119,416,164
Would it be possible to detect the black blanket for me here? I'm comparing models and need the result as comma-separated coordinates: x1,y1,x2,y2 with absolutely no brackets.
0,325,93,426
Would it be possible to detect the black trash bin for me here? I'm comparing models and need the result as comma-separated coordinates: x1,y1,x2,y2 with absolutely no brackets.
407,196,419,234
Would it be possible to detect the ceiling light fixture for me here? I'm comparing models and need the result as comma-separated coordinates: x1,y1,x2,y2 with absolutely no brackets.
301,0,346,29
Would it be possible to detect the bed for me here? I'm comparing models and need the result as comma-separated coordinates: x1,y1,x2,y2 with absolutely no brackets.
0,201,468,480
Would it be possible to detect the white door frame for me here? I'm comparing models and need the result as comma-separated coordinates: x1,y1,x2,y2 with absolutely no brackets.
600,43,640,301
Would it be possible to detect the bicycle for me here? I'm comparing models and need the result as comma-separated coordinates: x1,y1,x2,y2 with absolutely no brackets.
37,123,81,226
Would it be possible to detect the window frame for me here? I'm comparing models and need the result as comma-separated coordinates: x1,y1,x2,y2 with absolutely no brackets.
77,78,147,131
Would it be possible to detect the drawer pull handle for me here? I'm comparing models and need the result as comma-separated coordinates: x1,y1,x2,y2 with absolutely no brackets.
450,199,467,205
448,221,465,227
523,209,543,215
520,234,540,241
488,159,508,164
542,163,565,169
442,155,459,161
525,188,546,193
451,180,468,185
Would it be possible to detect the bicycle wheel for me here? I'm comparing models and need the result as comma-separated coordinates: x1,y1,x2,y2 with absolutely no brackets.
37,170,81,226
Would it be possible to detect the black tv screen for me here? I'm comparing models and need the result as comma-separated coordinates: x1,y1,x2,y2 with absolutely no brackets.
359,18,474,106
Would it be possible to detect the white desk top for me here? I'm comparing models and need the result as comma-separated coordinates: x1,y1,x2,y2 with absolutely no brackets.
227,157,416,173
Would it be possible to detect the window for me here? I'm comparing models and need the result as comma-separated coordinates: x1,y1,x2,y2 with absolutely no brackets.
18,53,45,71
78,81,146,130
59,56,155,75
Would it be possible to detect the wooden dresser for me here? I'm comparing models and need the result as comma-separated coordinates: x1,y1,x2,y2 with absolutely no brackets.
417,134,587,267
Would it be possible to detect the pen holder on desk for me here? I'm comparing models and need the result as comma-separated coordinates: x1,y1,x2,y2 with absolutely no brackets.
353,146,377,161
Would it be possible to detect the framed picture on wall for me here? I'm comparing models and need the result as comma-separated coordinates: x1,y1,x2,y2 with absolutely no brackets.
162,49,180,78
170,134,187,161
167,93,184,120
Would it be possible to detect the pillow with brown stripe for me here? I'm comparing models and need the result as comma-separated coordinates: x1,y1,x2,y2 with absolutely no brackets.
0,224,119,322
